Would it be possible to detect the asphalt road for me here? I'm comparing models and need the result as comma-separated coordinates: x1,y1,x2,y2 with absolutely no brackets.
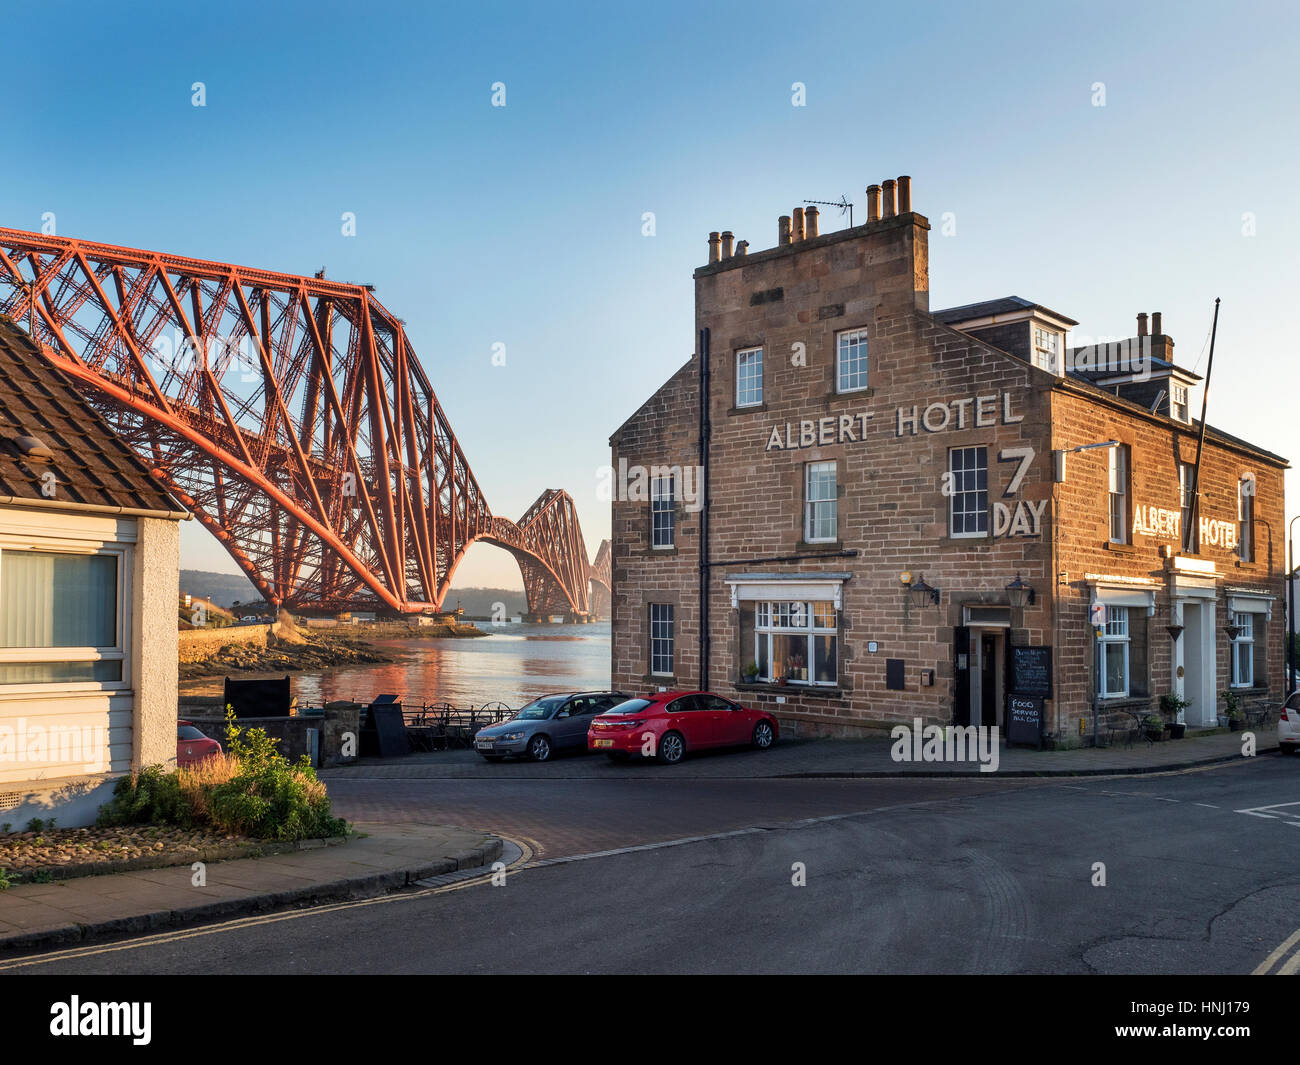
6,756,1298,974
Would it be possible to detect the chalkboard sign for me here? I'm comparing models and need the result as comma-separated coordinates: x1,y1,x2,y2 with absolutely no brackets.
1009,645,1052,697
1006,694,1044,749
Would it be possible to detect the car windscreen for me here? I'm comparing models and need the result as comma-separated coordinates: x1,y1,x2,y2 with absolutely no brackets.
601,698,652,716
178,725,207,740
513,695,573,720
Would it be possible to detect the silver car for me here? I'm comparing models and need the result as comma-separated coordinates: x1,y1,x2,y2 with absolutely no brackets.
474,691,629,762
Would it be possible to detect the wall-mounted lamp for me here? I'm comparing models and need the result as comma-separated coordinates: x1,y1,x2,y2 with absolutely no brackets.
1005,573,1035,608
1053,439,1121,483
1166,624,1184,643
1224,622,1243,642
906,573,940,607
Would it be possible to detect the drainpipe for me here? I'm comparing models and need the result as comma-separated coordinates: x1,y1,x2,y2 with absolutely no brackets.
698,327,711,691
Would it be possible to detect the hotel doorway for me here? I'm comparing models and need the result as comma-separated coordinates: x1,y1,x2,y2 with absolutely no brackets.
954,609,1012,728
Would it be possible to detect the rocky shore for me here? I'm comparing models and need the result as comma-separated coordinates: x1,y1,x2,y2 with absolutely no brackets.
178,632,393,680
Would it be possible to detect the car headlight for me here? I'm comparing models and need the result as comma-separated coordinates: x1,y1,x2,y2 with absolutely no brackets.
500,731,525,741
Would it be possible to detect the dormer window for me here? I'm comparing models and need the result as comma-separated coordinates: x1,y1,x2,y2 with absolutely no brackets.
1171,383,1189,423
1032,327,1059,372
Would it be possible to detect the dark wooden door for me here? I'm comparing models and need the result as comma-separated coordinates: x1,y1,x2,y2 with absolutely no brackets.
953,627,971,726
981,634,996,727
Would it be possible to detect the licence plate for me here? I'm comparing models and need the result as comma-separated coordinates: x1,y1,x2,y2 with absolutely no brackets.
475,741,494,750
594,739,614,748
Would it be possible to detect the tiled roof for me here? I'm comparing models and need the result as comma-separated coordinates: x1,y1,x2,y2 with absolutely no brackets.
0,315,186,515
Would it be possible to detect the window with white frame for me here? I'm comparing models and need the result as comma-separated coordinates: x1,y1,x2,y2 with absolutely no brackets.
1238,476,1254,562
1179,462,1195,535
651,474,675,549
649,603,674,676
1108,445,1129,544
804,462,837,543
736,347,763,408
0,548,125,685
1171,383,1189,422
836,329,869,393
753,600,837,685
949,447,988,537
1098,606,1130,698
1032,327,1059,372
1231,612,1254,687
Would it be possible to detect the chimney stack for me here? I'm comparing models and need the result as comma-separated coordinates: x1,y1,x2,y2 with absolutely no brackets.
866,185,882,223
778,215,791,245
735,240,749,258
708,231,721,264
881,179,897,218
806,205,820,238
896,175,911,214
1151,311,1162,336
1137,312,1148,337
792,207,805,242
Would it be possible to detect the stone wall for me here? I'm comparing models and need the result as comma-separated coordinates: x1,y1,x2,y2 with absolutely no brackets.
178,625,268,663
184,702,361,768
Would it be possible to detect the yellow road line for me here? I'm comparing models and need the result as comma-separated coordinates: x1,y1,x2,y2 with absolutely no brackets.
0,836,532,971
1252,927,1300,975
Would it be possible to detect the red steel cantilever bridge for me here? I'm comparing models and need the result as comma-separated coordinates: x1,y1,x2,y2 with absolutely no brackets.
0,227,611,618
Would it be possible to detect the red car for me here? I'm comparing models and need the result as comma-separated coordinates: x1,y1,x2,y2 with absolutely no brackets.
588,691,778,765
177,721,222,767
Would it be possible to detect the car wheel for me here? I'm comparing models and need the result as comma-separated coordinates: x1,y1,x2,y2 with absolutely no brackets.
752,721,775,750
481,754,505,762
656,731,685,765
527,734,552,762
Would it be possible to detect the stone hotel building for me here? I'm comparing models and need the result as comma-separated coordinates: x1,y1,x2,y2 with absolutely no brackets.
608,177,1287,745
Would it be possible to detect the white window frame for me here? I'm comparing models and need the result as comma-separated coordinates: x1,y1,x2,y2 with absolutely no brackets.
1231,611,1254,688
1171,383,1189,422
836,328,869,394
754,599,837,686
1108,445,1129,544
650,474,675,550
649,603,674,676
735,347,763,408
1032,327,1059,372
1238,477,1254,562
0,542,130,693
804,461,837,543
1098,605,1130,698
949,446,988,538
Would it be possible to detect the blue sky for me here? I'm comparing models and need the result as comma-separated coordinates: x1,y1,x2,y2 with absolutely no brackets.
5,0,1299,587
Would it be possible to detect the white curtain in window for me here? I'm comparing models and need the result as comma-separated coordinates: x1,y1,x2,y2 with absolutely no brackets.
1,552,117,649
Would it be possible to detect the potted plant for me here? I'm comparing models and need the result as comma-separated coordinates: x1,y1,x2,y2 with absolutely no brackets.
1159,693,1190,739
1143,712,1166,742
1222,690,1244,731
742,661,759,683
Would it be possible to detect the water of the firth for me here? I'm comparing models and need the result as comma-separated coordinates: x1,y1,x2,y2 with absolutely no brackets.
178,621,612,709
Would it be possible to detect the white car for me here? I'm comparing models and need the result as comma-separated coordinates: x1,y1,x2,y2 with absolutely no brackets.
1280,692,1300,754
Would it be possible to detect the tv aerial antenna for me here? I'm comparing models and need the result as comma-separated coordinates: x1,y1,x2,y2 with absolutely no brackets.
803,195,854,229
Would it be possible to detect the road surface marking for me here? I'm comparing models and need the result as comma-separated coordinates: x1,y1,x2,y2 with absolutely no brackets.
0,837,533,971
1253,927,1300,975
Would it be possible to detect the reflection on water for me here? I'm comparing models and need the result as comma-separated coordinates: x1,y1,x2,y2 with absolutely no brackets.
178,622,612,709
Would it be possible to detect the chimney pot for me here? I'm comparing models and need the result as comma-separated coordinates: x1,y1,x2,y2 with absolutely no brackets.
720,231,734,258
881,179,897,218
866,185,882,223
1137,312,1148,337
778,215,791,245
735,240,749,257
791,207,805,242
805,206,820,238
708,231,721,264
896,175,912,214
1151,311,1162,336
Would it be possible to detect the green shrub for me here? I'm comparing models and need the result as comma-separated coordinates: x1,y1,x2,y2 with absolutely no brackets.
96,710,346,841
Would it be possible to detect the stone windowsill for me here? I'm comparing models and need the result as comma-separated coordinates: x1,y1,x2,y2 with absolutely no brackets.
735,681,845,699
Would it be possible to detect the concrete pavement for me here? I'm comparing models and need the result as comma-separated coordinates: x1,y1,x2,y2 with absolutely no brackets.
0,822,501,954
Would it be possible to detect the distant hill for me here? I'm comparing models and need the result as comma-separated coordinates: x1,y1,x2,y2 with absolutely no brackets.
445,587,529,617
180,569,259,609
179,572,527,617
